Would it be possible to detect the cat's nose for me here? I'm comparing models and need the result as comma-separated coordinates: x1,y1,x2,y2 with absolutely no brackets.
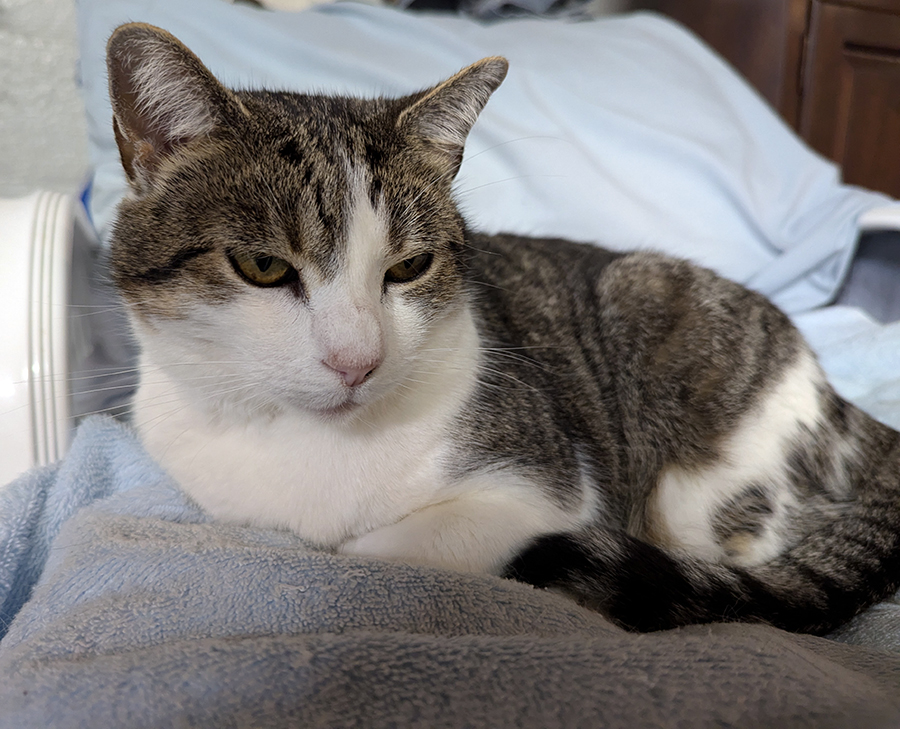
323,356,381,387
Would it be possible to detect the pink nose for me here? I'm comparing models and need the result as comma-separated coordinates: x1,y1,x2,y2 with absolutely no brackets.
324,357,380,387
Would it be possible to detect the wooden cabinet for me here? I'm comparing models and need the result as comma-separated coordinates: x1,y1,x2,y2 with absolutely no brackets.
801,1,900,197
631,0,900,198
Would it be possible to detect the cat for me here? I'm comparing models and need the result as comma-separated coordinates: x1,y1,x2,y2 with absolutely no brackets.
106,22,900,635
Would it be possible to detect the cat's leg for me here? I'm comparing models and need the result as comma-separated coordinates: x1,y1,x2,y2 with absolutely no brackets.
339,473,598,575
644,348,829,568
593,252,835,569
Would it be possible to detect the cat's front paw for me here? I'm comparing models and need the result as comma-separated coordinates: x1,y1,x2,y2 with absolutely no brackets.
339,528,405,561
338,522,449,568
338,516,495,574
338,495,553,575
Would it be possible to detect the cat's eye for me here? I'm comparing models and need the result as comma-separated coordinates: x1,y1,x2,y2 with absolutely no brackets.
229,251,296,287
384,253,433,284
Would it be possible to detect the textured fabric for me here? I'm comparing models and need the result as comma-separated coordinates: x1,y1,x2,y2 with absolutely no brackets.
794,305,900,432
76,0,898,314
2,417,900,728
0,417,191,637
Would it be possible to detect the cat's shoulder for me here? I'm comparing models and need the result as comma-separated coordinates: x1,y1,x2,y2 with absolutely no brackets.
467,231,622,270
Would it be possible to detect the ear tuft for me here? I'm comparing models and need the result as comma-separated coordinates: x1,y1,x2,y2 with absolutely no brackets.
106,23,240,189
399,57,509,178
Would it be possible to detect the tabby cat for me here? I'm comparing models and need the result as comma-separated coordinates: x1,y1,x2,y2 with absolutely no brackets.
106,22,900,634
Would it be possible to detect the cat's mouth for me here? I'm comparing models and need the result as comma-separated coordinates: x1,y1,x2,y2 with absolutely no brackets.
315,399,361,419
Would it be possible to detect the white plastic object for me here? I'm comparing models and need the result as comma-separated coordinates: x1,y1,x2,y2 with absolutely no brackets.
0,191,74,486
858,205,900,232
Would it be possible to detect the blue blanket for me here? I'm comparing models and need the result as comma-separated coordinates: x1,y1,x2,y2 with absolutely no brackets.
2,416,900,728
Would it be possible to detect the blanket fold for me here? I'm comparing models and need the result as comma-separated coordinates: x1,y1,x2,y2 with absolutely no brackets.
3,417,900,727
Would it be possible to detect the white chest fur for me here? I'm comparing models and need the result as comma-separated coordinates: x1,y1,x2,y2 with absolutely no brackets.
132,309,481,547
135,385,454,545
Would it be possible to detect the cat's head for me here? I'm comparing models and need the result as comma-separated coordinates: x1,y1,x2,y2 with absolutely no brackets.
106,23,506,421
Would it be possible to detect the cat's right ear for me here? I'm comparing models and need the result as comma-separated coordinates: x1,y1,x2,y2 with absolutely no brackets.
106,23,245,192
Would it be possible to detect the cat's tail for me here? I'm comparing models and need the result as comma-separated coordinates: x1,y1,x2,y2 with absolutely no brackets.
505,440,900,634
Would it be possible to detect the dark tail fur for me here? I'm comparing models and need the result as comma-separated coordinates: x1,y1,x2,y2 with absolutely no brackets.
505,434,900,635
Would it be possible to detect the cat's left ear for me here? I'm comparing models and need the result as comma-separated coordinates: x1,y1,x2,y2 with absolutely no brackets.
398,57,508,179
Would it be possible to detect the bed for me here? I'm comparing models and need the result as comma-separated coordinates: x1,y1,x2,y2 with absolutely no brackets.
4,0,900,725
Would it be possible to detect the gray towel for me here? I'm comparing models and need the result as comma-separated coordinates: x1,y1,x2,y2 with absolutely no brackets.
2,416,900,728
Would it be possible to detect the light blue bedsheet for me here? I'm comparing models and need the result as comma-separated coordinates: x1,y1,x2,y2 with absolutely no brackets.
78,0,898,315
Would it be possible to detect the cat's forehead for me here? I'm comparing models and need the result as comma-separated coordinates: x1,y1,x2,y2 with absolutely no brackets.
291,158,397,283
214,92,449,275
244,91,395,171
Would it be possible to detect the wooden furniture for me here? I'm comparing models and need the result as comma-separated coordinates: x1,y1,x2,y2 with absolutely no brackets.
630,0,900,199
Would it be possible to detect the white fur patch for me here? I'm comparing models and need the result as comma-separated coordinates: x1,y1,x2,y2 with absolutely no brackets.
306,167,389,376
340,468,597,574
344,167,390,290
650,350,824,566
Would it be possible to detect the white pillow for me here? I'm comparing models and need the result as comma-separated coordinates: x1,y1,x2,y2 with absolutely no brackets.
76,0,896,313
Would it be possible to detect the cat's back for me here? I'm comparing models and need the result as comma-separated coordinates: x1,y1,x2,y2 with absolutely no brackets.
465,231,801,420
458,233,811,520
